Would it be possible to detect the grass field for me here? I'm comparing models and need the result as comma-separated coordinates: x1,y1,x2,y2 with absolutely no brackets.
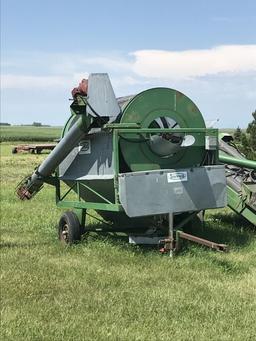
1,142,256,340
0,126,62,142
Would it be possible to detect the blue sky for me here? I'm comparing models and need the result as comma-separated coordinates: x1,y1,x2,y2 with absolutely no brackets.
1,0,256,127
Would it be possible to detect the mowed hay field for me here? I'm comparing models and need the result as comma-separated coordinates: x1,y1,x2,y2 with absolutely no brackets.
1,136,256,340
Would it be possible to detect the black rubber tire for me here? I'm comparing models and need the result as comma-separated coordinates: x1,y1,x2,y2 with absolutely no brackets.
58,211,81,244
12,147,17,154
36,148,42,154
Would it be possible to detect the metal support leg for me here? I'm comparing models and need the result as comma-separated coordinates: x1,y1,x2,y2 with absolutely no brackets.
169,213,174,257
74,208,86,234
198,210,205,227
159,212,175,256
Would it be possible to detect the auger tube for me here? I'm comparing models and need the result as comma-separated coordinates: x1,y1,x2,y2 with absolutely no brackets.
17,116,87,199
219,154,256,170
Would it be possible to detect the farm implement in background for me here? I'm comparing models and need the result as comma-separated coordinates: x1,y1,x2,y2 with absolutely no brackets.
16,73,255,256
12,143,57,154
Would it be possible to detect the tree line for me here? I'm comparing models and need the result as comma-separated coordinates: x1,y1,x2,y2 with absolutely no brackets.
233,110,256,160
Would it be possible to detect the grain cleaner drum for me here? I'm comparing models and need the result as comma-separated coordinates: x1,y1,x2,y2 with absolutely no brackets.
17,74,227,254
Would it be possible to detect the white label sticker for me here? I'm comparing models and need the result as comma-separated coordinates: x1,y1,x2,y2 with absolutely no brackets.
167,171,188,183
78,140,91,154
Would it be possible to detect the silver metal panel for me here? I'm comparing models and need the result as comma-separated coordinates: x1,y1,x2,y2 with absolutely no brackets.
59,132,114,180
129,236,163,245
87,73,121,121
119,166,227,217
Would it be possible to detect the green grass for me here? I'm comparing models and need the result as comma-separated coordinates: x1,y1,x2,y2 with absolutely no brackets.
1,143,256,340
0,126,62,142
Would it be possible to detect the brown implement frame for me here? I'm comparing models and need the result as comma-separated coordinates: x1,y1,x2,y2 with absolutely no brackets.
160,230,228,255
12,144,56,154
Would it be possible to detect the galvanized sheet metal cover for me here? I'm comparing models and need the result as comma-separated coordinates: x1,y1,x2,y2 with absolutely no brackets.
87,73,121,121
119,166,227,217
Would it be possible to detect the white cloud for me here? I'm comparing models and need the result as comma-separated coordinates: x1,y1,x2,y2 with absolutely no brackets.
2,45,256,90
1,46,256,127
131,45,256,80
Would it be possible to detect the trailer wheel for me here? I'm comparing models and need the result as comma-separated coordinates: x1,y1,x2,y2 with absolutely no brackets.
12,147,17,154
58,211,81,244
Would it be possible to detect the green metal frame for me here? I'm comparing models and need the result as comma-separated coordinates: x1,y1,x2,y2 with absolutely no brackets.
115,126,218,171
226,186,256,225
55,179,123,212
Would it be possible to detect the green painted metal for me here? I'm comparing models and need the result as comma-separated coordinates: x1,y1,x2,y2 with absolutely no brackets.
61,95,93,138
74,208,86,227
57,200,123,212
226,186,256,225
105,123,140,129
114,127,218,149
79,182,114,204
57,179,117,206
61,114,78,138
116,128,217,133
113,130,120,204
116,127,218,171
121,88,205,128
119,88,206,171
218,135,256,225
219,154,256,170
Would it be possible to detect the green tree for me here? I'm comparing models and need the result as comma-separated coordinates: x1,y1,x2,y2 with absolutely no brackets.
239,110,256,160
246,110,256,153
240,133,250,157
234,126,242,142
